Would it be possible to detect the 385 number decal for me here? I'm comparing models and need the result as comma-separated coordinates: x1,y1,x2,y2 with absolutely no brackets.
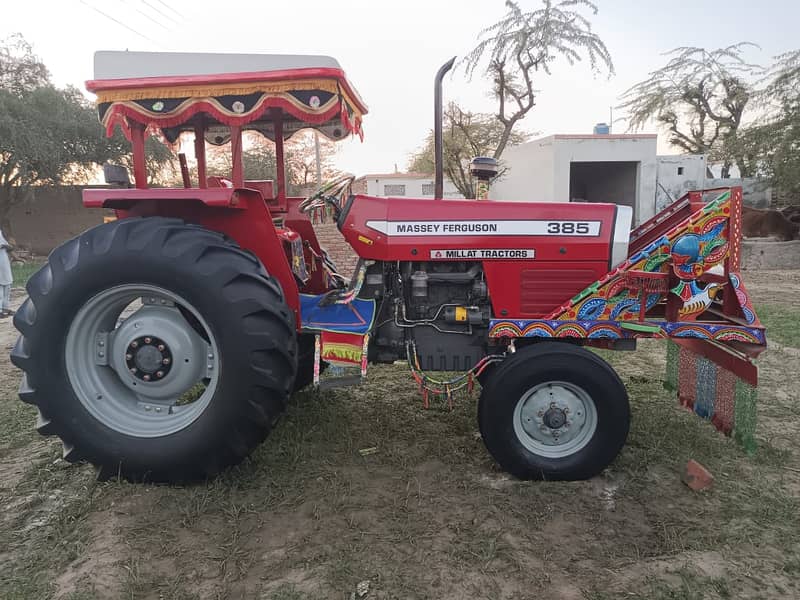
546,221,593,235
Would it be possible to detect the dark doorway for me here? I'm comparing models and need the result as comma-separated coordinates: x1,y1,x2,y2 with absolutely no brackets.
569,161,638,220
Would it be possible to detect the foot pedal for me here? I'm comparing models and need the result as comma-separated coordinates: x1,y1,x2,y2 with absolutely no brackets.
314,332,369,389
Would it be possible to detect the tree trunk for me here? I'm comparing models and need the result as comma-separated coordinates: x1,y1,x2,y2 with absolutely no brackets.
492,119,520,161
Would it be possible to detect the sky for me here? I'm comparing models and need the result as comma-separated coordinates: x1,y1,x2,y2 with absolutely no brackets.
2,0,798,176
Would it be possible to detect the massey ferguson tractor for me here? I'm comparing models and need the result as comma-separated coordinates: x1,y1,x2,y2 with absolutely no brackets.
11,52,766,483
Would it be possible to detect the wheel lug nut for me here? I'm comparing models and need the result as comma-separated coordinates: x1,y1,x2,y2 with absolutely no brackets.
143,374,151,381
162,357,171,365
156,371,164,378
131,341,139,348
129,368,137,374
157,344,165,351
126,353,133,360
144,337,152,344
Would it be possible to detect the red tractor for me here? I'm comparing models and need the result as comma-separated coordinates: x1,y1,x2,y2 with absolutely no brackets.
11,52,766,483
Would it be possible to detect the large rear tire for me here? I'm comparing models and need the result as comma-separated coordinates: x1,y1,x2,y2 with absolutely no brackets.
11,217,297,482
478,342,629,480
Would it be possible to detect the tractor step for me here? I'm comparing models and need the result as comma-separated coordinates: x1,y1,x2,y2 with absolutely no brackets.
313,332,370,390
318,375,363,390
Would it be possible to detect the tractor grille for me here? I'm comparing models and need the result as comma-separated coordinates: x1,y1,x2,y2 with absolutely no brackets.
519,268,600,317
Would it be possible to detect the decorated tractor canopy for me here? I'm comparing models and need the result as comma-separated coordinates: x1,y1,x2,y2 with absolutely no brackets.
89,51,365,142
9,52,766,485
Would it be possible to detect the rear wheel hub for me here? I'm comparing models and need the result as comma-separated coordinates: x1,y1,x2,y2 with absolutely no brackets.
65,284,219,438
126,335,172,380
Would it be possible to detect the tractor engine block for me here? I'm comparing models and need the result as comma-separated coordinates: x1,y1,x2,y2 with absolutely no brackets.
361,261,492,371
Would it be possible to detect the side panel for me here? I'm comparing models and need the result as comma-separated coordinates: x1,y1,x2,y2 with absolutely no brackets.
340,195,617,263
341,195,620,318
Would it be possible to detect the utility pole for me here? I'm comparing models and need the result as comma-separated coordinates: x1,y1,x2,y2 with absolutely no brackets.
314,131,322,185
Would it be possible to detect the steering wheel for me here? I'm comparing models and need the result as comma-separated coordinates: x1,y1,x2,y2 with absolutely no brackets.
298,174,355,219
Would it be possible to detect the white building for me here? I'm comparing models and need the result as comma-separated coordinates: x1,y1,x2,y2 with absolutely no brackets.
655,154,707,212
490,134,659,225
355,172,464,199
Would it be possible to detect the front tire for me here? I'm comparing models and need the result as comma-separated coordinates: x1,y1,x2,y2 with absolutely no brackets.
478,342,629,480
11,217,297,482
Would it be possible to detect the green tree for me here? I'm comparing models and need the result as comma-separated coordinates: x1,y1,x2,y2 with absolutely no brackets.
408,102,530,198
286,130,339,190
198,132,340,196
0,34,49,95
619,44,759,177
735,50,800,194
114,135,177,186
464,0,613,159
0,34,169,237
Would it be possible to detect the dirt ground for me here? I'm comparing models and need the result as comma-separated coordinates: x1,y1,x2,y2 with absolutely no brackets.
1,270,799,600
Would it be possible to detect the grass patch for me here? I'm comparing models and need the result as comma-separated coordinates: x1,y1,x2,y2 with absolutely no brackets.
589,567,732,600
0,397,37,452
1,334,798,597
11,262,43,287
0,451,100,599
755,303,800,348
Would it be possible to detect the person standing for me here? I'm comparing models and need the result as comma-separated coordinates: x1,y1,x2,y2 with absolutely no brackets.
0,228,13,318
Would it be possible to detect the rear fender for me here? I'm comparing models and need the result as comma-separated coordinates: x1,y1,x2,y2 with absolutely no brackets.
82,187,301,325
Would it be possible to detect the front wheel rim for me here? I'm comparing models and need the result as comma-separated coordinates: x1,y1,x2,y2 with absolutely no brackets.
65,284,220,438
513,381,598,459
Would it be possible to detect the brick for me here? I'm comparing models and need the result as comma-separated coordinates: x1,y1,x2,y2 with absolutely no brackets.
682,459,714,491
311,222,358,278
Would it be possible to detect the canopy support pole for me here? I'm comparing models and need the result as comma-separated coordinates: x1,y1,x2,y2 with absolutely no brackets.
194,120,207,189
231,125,244,188
272,108,286,202
131,122,148,189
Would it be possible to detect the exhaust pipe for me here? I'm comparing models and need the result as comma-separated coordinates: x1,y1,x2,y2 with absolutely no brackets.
434,56,456,200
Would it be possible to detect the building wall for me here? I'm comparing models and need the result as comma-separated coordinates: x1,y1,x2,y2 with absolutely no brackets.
491,137,556,201
363,176,463,199
490,135,658,225
553,135,658,224
9,186,110,254
656,155,707,212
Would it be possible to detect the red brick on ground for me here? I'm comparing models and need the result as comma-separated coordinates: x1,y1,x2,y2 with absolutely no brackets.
682,459,714,491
